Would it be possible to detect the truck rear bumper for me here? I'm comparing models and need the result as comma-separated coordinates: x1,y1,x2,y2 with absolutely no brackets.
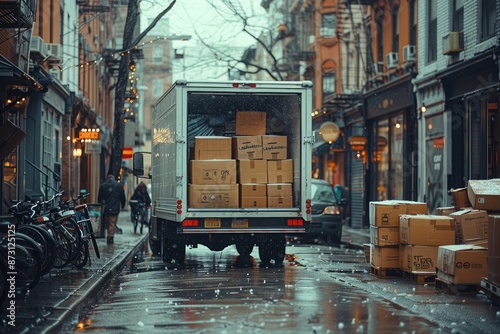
180,228,308,234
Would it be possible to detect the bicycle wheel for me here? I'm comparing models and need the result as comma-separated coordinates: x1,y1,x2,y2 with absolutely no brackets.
133,213,139,234
52,227,73,268
14,241,42,291
59,217,82,262
17,225,56,275
84,219,100,259
71,240,89,269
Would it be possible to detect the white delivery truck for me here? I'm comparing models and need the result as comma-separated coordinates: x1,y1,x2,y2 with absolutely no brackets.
133,80,314,265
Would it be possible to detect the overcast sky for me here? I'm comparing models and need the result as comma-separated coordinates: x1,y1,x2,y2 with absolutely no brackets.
141,0,269,81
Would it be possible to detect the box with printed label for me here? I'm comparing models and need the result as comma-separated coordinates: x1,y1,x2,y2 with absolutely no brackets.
236,111,266,136
267,196,293,208
262,135,287,160
399,214,455,246
240,184,267,197
449,209,488,243
369,201,407,227
193,136,232,160
189,184,239,208
237,160,267,184
400,244,438,274
467,179,500,211
437,244,488,284
240,197,267,208
450,187,472,210
370,226,399,246
267,159,293,183
232,136,262,160
190,160,236,185
371,245,399,268
267,183,292,197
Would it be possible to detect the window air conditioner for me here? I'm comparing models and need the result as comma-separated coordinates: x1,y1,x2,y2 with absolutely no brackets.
46,43,63,63
385,52,399,69
442,31,464,55
49,68,61,80
403,45,416,63
320,27,335,38
30,36,47,59
309,35,315,44
372,62,384,75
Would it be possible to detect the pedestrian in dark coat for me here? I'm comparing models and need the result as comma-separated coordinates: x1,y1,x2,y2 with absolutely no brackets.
98,174,126,244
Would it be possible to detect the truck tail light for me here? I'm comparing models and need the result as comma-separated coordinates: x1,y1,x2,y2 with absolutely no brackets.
232,82,256,88
287,219,303,226
177,199,182,214
305,199,311,214
182,219,199,227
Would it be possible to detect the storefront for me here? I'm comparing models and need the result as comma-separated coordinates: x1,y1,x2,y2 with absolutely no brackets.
364,73,417,219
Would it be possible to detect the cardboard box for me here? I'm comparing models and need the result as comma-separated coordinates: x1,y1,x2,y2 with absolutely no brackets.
369,201,407,227
399,214,455,246
240,197,267,208
489,214,500,258
267,196,293,208
193,136,232,160
239,184,266,197
190,160,236,185
189,184,239,208
467,179,500,211
449,209,488,243
235,111,266,136
437,244,488,284
232,136,262,160
398,200,429,215
400,245,439,274
450,187,472,210
436,206,456,215
238,160,267,184
371,245,399,268
262,135,287,160
466,238,488,248
267,183,292,197
267,159,293,183
370,226,399,246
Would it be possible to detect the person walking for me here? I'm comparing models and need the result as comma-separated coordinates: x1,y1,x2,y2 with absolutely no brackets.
129,182,152,234
98,174,126,244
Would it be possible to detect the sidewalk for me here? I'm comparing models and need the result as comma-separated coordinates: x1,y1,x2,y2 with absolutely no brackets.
2,212,147,334
341,224,370,250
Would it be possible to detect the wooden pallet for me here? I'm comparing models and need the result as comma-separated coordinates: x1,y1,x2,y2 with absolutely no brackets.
402,271,436,285
370,266,401,278
435,278,480,295
480,278,500,306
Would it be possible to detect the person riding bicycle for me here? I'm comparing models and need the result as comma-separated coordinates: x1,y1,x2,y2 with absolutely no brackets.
129,182,151,226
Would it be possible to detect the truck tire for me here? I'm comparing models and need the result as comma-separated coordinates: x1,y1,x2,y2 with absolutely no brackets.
236,241,254,256
162,238,186,264
259,236,286,266
149,224,161,255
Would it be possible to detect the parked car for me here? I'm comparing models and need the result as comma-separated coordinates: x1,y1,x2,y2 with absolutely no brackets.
289,179,348,245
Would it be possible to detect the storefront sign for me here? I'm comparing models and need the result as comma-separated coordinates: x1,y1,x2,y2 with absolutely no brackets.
319,121,340,144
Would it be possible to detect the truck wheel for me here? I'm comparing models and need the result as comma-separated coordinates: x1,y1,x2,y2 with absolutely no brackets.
259,236,286,265
162,239,186,264
326,233,341,246
149,224,161,255
236,242,254,256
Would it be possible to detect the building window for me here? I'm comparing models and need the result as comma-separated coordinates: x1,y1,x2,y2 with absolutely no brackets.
322,72,336,96
152,79,163,97
152,45,163,64
452,0,464,32
410,0,417,45
427,0,437,63
480,0,495,41
392,6,399,52
320,13,336,37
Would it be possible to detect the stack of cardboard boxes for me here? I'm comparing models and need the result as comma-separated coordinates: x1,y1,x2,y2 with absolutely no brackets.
368,201,429,271
189,111,294,209
432,179,500,285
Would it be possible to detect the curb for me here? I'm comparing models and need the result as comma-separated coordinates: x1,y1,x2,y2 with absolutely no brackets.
40,235,147,334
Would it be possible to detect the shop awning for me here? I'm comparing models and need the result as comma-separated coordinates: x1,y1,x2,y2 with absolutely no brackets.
0,55,44,90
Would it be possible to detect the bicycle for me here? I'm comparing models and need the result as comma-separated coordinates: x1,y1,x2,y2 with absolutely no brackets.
130,200,148,234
